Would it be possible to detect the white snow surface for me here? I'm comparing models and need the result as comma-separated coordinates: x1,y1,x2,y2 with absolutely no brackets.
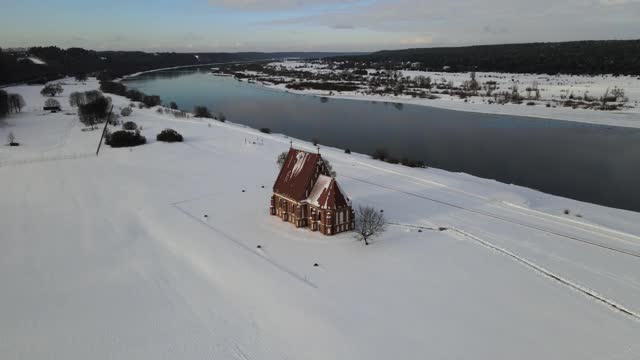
263,61,640,128
306,174,332,207
1,79,640,359
18,56,47,65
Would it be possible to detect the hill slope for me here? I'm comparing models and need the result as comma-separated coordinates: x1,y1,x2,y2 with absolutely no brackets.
1,79,640,359
0,47,362,85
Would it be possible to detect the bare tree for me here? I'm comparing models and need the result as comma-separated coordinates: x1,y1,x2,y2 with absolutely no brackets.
532,80,539,91
277,151,288,168
40,83,63,97
84,90,103,103
484,81,497,96
354,205,387,245
611,87,626,102
323,158,337,178
79,96,110,130
107,112,120,126
467,71,479,93
193,106,212,118
511,84,521,102
525,80,540,100
7,131,15,144
601,87,610,109
69,91,87,108
0,90,8,119
414,75,431,90
393,82,405,95
372,148,389,161
7,94,25,113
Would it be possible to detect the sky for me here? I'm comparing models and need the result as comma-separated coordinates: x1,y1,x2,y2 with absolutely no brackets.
0,0,639,52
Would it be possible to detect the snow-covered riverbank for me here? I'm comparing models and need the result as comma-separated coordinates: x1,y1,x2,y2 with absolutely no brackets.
268,82,640,128
234,60,640,128
1,79,640,359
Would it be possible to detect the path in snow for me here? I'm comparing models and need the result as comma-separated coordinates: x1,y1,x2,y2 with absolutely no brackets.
335,168,640,317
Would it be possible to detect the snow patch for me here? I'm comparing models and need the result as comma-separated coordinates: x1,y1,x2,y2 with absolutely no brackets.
18,56,46,65
306,174,332,207
286,151,309,181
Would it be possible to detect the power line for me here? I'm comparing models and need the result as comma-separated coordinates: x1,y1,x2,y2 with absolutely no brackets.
342,175,640,259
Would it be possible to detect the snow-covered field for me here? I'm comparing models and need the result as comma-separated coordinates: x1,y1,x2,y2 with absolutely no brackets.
1,79,640,359
260,61,640,128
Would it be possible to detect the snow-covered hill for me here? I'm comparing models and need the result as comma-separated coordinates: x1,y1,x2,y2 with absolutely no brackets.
1,79,639,359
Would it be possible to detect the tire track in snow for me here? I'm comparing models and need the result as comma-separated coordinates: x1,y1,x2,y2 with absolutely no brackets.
345,160,639,245
170,202,318,289
349,159,491,202
495,201,640,244
0,152,94,168
444,226,640,321
342,175,640,259
387,222,441,231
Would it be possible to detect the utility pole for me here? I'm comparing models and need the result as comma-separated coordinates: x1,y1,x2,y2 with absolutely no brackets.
96,106,113,156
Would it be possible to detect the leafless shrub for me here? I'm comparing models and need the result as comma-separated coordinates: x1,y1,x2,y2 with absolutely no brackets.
354,205,387,245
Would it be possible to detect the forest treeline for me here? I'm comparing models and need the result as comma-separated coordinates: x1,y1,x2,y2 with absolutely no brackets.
3,40,637,85
0,47,357,85
332,40,640,75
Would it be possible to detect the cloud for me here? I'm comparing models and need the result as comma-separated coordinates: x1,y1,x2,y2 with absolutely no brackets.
332,24,355,30
483,25,509,35
600,0,640,4
70,36,89,43
3,0,638,52
208,0,362,11
399,36,433,46
256,0,640,47
181,32,205,41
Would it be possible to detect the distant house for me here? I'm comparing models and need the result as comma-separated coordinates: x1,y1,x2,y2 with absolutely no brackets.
270,148,354,236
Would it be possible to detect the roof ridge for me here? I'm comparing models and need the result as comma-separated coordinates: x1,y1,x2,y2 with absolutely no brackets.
273,148,322,201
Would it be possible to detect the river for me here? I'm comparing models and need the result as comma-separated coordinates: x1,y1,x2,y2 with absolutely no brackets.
123,68,640,212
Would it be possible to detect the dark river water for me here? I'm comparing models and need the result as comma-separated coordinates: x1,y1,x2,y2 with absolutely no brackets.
123,68,640,212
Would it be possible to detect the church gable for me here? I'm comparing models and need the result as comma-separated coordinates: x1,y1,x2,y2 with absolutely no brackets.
306,175,350,210
273,148,328,201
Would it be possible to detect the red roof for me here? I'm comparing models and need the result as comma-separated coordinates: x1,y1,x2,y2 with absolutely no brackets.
307,175,350,209
273,149,351,209
273,148,322,201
